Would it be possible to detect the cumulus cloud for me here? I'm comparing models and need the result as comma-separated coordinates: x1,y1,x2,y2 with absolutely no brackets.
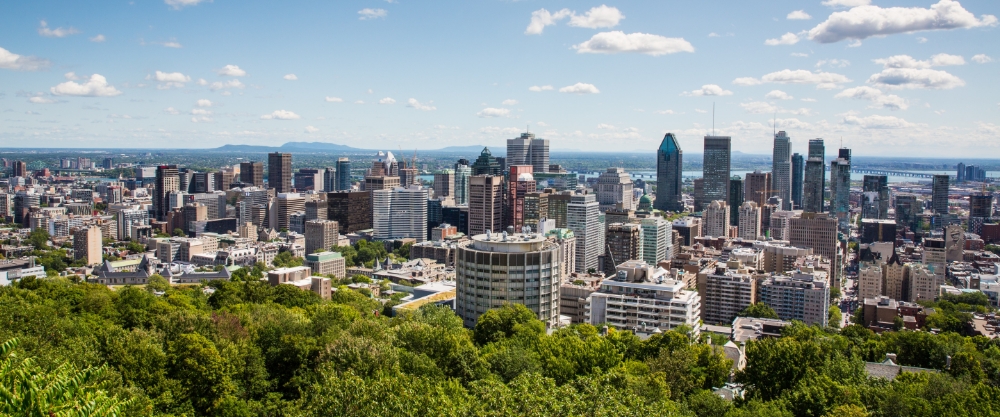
217,65,247,77
283,74,298,80
477,108,510,118
528,85,554,92
596,123,615,130
196,99,212,107
325,96,343,102
525,6,622,35
842,114,914,129
559,82,600,94
260,110,301,120
191,116,212,123
359,8,387,20
164,107,180,115
787,10,812,20
681,84,733,96
732,77,762,86
972,54,993,64
765,90,794,100
208,79,245,91
808,0,998,44
406,98,436,111
573,31,694,55
874,53,965,68
735,69,850,89
89,34,106,42
0,46,50,71
152,71,191,89
304,126,319,133
378,97,396,105
822,0,870,7
191,108,211,115
765,32,800,45
50,74,122,97
28,96,56,104
165,0,209,10
816,59,850,68
867,68,965,89
526,8,571,34
502,99,518,106
37,20,79,38
655,110,675,115
835,86,909,110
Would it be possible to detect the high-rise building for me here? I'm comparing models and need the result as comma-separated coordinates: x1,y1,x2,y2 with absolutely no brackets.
860,219,897,244
909,263,941,303
433,169,455,201
547,192,572,228
454,163,472,205
894,193,919,231
271,193,305,232
702,136,732,206
327,191,372,234
507,166,535,230
240,162,264,187
468,175,503,236
738,201,761,240
604,223,642,276
729,176,744,226
703,200,730,237
267,153,292,193
595,167,634,211
700,263,759,325
957,162,966,183
829,148,851,234
523,189,552,233
744,170,772,207
791,153,804,209
654,133,684,212
567,192,601,273
802,139,825,213
305,199,327,222
305,219,339,254
759,271,829,327
586,263,701,334
154,165,179,221
372,186,429,242
364,175,401,192
932,174,950,219
471,147,502,176
506,132,550,173
772,131,792,210
969,193,994,235
862,175,890,220
323,167,337,192
335,158,352,191
693,178,705,212
117,208,149,241
294,168,324,191
789,212,839,261
640,217,672,265
455,232,561,328
73,226,103,266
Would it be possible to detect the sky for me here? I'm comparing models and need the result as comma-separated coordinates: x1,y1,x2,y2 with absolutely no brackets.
0,0,998,157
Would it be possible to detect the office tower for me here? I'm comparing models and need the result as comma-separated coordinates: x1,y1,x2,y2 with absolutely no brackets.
528,135,550,173
700,265,758,325
932,174,950,219
216,166,238,190
545,228,576,280
240,162,264,187
455,232,561,328
12,161,27,177
768,210,794,240
789,212,839,261
759,271,830,327
703,200,730,237
117,208,149,241
702,136,732,205
640,217,672,265
102,157,114,169
858,262,884,302
862,175,890,220
923,236,947,277
728,176,743,225
192,192,227,219
969,193,993,234
894,193,919,231
860,219,897,244
507,166,535,230
472,147,502,176
327,191,372,234
153,165,179,221
468,175,504,236
957,162,966,183
191,172,215,193
587,263,702,333
267,153,292,193
454,162,471,205
305,199,327,221
908,263,940,302
507,132,550,174
0,193,12,220
791,153,804,209
547,192,572,228
744,170,772,207
738,201,761,240
442,206,469,236
693,178,705,212
322,167,336,192
772,131,792,210
183,203,208,235
178,170,194,193
654,133,684,212
567,192,601,273
802,139,825,213
335,158,352,191
73,225,102,266
305,219,339,254
364,175,400,192
604,223,642,275
433,169,455,200
271,193,305,232
829,148,851,234
372,186,428,242
595,168,634,212
293,168,324,191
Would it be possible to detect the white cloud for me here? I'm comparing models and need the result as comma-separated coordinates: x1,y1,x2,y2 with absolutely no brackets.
732,77,762,86
0,47,50,71
695,109,708,114
757,69,851,88
260,110,301,120
655,110,675,115
283,74,298,80
801,98,818,102
196,99,212,107
740,101,777,114
568,5,624,29
164,107,180,115
354,100,365,104
573,31,694,56
479,126,521,135
63,72,81,81
359,8,387,20
526,8,571,34
477,108,510,118
191,116,212,123
378,97,396,105
325,96,343,102
165,0,209,10
191,108,211,115
208,79,245,91
304,126,319,133
502,99,518,106
875,53,965,69
842,114,914,129
28,96,56,104
596,123,615,130
930,53,965,66
406,98,436,111
834,86,909,110
158,41,182,48
847,40,862,47
681,84,733,96
917,37,929,43
822,0,870,7
559,82,600,94
808,0,998,44
217,65,247,77
528,85,554,92
89,34,106,42
787,10,812,20
50,74,122,97
765,32,800,46
816,59,850,68
867,67,965,89
972,54,993,64
154,71,190,84
37,20,79,38
765,90,794,100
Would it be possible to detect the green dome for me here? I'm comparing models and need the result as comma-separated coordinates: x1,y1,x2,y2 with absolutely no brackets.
639,194,652,204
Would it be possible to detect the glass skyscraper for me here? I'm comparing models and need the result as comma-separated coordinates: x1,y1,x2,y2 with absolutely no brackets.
335,157,351,191
771,131,792,210
702,136,731,207
654,133,684,212
803,139,825,213
791,153,804,210
830,148,852,234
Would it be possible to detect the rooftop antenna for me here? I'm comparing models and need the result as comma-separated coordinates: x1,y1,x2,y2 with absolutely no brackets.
526,124,530,134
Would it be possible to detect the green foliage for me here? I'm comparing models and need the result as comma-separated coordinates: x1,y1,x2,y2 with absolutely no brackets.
172,228,186,237
829,306,843,328
392,243,413,261
28,228,50,250
272,251,303,268
125,241,146,254
738,303,779,320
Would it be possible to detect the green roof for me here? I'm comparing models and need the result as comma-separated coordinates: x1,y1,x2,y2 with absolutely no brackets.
307,251,343,262
545,228,575,239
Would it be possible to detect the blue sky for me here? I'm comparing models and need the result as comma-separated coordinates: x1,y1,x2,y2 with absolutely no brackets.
0,0,997,156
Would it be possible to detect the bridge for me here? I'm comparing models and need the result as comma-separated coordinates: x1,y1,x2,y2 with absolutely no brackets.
848,168,942,179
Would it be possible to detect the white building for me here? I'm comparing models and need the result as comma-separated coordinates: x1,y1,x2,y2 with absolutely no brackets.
758,271,830,327
585,265,701,337
703,200,730,237
640,217,672,265
567,192,601,273
373,185,429,242
595,168,634,211
737,201,761,240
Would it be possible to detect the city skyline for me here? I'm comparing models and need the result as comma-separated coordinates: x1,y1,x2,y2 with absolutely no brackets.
1,1,998,156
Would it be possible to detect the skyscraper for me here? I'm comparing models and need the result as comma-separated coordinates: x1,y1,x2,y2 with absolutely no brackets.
154,165,179,221
372,186,428,242
472,147,502,176
468,175,503,236
703,200,730,237
507,166,535,230
744,170,772,207
728,176,743,226
738,201,761,240
335,157,351,191
829,148,852,234
327,191,372,234
240,162,264,187
432,169,455,201
791,153,804,209
267,153,292,193
640,217,672,265
506,132,550,174
654,133,684,212
957,162,966,183
772,131,792,210
454,162,471,206
604,223,642,276
567,192,600,273
702,136,732,206
932,174,950,224
802,139,825,213
861,175,889,220
595,167,634,211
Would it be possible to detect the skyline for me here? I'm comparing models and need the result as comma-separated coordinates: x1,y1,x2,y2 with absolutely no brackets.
1,0,998,156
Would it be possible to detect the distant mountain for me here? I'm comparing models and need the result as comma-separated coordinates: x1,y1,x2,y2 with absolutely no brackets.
433,145,489,153
213,142,366,152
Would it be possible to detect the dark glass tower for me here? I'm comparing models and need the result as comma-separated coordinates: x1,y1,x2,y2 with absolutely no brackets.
267,152,292,193
702,136,732,206
654,133,684,212
729,176,744,225
802,139,825,213
472,147,502,176
335,157,351,191
791,153,804,210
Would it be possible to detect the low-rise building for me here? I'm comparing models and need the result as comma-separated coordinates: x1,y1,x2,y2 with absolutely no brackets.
306,251,347,278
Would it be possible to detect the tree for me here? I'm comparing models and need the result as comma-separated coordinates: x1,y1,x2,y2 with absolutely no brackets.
828,306,843,328
739,303,779,319
272,251,303,268
27,228,50,250
169,333,235,414
473,304,544,346
173,228,186,237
